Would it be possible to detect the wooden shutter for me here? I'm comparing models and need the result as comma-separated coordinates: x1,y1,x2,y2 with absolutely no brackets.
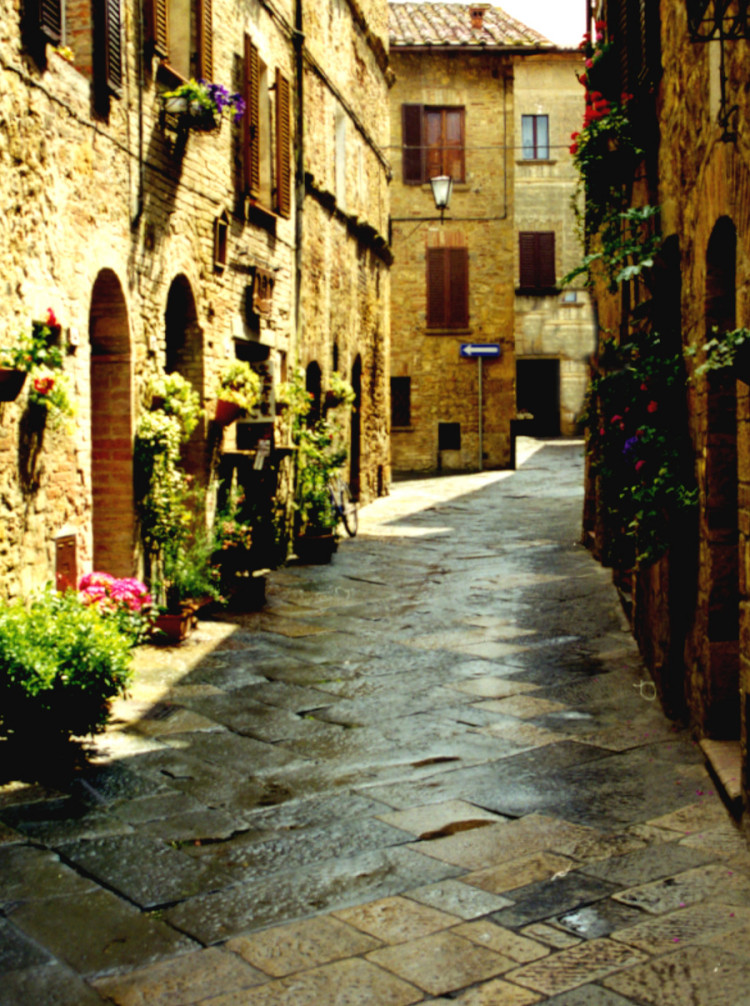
447,247,469,327
153,0,169,58
427,248,448,327
198,0,213,82
37,0,62,43
104,0,122,95
275,68,292,218
444,109,465,182
427,247,468,328
538,232,555,287
519,232,537,288
402,104,424,184
244,35,261,199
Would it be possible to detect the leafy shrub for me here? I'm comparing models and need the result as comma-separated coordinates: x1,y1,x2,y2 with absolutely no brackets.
0,588,134,741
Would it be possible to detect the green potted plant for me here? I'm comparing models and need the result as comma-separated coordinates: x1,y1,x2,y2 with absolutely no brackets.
0,310,74,426
0,587,134,747
216,360,262,425
161,79,245,131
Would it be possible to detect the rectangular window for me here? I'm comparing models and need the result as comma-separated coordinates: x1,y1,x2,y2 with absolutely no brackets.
391,377,411,428
521,114,549,159
427,246,469,329
402,104,465,184
148,0,211,82
438,422,461,451
243,43,291,219
519,232,556,291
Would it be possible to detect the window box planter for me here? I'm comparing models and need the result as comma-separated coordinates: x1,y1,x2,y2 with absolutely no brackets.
215,399,245,425
0,368,27,402
151,601,200,644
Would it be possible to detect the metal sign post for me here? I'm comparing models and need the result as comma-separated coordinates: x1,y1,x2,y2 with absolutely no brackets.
460,343,501,473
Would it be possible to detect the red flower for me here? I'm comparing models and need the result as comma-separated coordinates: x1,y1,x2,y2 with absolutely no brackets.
647,400,658,413
46,307,58,328
640,382,648,391
33,376,55,395
635,460,645,472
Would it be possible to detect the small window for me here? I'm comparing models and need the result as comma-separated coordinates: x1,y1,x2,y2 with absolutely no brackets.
438,422,461,451
427,246,469,329
519,232,556,291
148,0,212,82
562,290,578,303
402,104,465,184
391,377,411,428
521,114,549,160
213,210,229,271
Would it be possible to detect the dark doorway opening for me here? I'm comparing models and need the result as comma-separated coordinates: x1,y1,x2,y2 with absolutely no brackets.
516,359,560,437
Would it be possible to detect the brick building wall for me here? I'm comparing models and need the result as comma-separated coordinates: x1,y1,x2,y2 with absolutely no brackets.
512,52,595,437
0,0,389,598
389,47,516,473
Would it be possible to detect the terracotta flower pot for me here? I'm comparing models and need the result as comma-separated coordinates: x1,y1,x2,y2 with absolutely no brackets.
215,399,245,425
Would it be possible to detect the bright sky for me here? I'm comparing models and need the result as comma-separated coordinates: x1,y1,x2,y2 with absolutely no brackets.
498,0,586,48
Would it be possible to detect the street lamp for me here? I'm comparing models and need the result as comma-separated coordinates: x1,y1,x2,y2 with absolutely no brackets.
430,175,453,222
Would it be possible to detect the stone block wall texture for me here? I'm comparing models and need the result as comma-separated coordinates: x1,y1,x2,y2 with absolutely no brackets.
0,0,390,598
389,49,516,473
587,2,750,815
512,52,595,435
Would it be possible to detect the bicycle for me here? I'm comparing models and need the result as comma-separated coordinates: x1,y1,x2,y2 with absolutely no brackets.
328,474,358,536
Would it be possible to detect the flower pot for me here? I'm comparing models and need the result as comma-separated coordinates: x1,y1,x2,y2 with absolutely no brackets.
151,602,198,644
164,95,188,113
0,368,27,402
293,531,338,565
215,399,245,425
188,103,219,131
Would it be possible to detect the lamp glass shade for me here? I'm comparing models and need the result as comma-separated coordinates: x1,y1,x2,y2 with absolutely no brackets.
430,175,453,211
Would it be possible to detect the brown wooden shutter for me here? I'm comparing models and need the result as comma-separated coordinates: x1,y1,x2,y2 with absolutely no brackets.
519,232,537,288
275,69,292,218
427,248,447,327
244,35,261,199
402,104,424,184
198,0,213,81
37,0,62,43
104,0,122,94
447,247,469,327
538,233,555,287
149,0,169,59
444,109,465,182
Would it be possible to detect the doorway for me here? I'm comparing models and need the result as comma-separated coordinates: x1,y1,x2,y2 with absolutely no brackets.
516,359,560,437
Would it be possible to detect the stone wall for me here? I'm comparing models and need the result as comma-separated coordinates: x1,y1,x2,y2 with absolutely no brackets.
389,49,516,473
512,52,595,436
0,0,390,597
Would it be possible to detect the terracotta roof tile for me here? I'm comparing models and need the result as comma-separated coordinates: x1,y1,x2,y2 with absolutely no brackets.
389,2,552,48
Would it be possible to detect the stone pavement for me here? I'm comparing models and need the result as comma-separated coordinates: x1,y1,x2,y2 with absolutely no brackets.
2,439,750,1006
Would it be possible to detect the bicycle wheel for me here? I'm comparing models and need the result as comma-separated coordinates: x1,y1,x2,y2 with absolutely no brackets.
337,479,358,537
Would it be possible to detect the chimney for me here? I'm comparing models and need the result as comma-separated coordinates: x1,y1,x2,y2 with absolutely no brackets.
470,4,491,29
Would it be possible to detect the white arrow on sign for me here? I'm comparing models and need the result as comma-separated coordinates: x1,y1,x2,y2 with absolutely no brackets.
460,343,501,358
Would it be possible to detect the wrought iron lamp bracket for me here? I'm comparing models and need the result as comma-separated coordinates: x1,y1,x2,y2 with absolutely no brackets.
686,0,749,141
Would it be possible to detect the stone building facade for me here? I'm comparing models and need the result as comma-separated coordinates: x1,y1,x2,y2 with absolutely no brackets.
0,0,390,598
388,2,592,474
581,0,750,821
512,51,595,437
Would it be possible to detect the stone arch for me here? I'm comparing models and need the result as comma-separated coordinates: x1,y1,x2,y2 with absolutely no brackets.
164,275,206,482
702,215,739,736
350,355,362,500
89,269,135,576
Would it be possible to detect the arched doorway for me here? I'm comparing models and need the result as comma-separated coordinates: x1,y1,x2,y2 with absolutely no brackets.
702,216,739,736
90,270,135,575
350,356,362,500
165,276,206,483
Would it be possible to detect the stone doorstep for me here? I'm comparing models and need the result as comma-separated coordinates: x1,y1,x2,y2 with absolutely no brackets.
699,738,744,818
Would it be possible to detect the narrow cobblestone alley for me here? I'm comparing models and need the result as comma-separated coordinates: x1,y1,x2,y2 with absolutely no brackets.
2,440,750,1005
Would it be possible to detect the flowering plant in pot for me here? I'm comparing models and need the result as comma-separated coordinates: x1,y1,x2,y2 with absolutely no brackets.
216,360,262,425
162,79,245,130
0,308,67,406
78,572,154,645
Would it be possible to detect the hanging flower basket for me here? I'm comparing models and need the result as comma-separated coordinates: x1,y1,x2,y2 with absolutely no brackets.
187,102,220,131
215,399,245,425
0,368,27,402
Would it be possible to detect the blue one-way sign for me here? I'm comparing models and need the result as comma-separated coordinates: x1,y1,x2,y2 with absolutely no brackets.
460,343,501,359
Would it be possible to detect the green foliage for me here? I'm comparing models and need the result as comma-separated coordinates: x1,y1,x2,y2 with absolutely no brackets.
218,360,262,410
586,333,697,567
696,327,750,374
0,588,133,740
1,310,63,372
160,517,221,612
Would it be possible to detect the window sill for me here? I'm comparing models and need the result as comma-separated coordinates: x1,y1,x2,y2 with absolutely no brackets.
246,199,279,233
516,159,558,166
392,425,414,433
515,287,560,297
426,327,473,335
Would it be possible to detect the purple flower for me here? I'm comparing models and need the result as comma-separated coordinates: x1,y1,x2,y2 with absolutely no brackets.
622,435,639,459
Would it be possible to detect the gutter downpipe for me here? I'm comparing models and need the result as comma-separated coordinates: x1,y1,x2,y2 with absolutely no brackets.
293,1,305,355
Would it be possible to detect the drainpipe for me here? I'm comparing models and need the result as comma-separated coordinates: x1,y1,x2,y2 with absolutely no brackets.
132,0,145,229
293,1,305,353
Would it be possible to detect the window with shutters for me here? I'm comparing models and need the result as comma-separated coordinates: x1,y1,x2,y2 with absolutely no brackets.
518,232,556,292
402,105,465,185
391,377,411,428
521,115,549,160
243,39,291,220
426,246,469,330
147,0,212,84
